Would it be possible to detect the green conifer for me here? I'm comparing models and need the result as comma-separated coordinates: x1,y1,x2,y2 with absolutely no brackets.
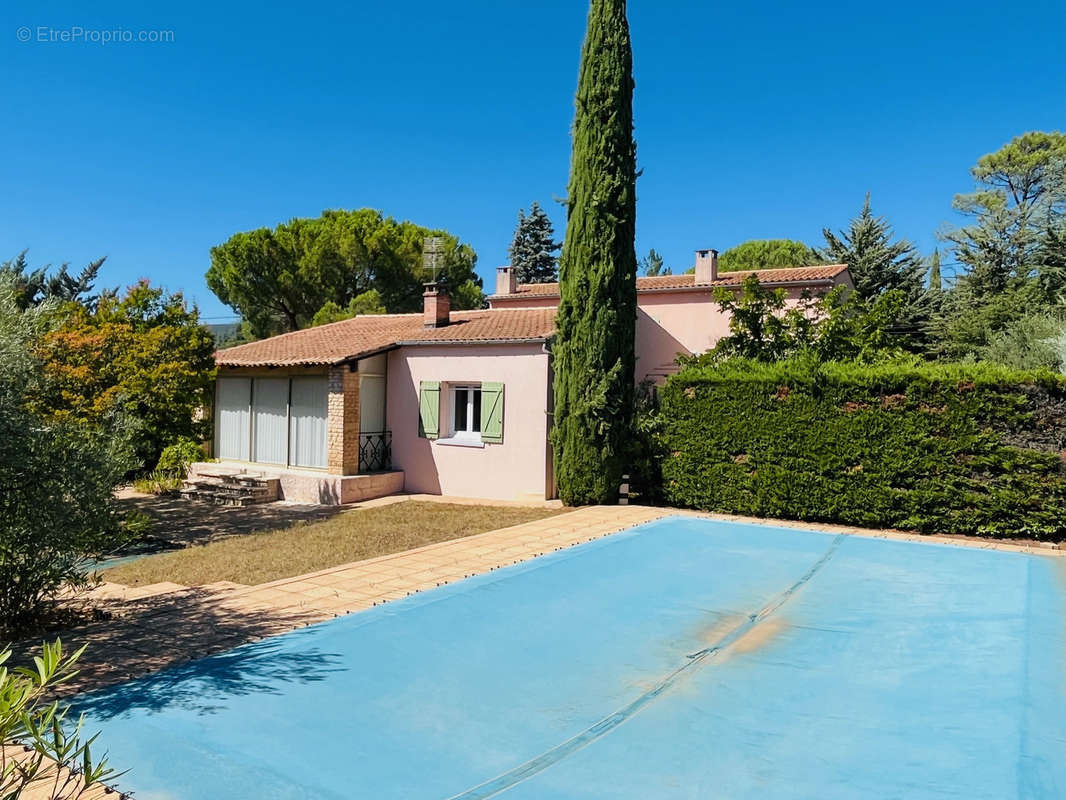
928,249,943,291
508,202,560,284
552,0,638,505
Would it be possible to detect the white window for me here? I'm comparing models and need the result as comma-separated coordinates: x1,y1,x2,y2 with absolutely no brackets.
419,381,503,446
451,384,482,439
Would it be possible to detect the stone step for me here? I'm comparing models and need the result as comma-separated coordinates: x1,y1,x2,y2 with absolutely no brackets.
179,470,280,506
187,475,275,489
179,488,273,507
184,481,274,497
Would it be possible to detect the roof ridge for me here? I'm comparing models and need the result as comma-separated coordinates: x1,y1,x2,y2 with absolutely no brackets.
491,263,850,298
739,263,848,273
509,263,848,288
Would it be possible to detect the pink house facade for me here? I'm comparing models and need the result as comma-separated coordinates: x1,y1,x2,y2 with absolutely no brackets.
205,251,852,504
489,250,853,383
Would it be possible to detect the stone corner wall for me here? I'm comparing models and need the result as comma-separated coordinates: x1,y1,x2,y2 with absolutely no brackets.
327,365,360,475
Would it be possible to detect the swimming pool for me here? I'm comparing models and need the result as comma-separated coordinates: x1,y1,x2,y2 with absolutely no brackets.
76,517,1066,799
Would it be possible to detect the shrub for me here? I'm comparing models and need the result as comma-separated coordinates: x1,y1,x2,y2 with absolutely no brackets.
1,640,121,798
133,470,184,496
979,311,1066,372
627,380,666,503
679,274,911,369
0,280,137,632
155,437,204,477
658,359,1066,539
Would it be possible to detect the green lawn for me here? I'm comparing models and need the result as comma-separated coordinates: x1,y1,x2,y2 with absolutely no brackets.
102,501,566,587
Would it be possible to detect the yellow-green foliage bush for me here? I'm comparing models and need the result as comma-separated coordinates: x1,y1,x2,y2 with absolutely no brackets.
659,359,1066,539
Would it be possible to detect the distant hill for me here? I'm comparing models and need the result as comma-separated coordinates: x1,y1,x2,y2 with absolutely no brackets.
206,322,243,346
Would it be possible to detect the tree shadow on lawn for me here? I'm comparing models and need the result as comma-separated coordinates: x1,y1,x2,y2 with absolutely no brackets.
18,585,351,718
115,490,344,551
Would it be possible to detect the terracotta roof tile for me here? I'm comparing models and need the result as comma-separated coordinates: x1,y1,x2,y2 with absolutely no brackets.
215,308,557,368
216,265,850,368
492,264,850,299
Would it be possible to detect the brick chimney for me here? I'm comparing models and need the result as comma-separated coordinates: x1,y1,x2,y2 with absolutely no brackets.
496,265,517,295
694,249,719,284
423,282,450,328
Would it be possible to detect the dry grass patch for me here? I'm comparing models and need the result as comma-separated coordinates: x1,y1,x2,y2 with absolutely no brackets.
101,501,566,588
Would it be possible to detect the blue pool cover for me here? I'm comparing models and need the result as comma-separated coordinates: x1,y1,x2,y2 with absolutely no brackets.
75,517,1066,799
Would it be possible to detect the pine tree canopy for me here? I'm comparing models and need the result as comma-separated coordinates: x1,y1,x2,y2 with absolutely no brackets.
508,202,559,284
552,0,638,506
717,239,819,272
641,248,670,276
944,131,1066,296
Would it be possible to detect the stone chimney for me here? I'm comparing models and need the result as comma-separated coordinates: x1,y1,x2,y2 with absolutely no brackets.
423,282,450,328
496,265,517,295
694,249,719,284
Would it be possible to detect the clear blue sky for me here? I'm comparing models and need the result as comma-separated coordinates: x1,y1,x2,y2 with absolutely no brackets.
2,0,1064,321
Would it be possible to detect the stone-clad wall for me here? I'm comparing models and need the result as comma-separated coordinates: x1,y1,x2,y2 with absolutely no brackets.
327,366,360,475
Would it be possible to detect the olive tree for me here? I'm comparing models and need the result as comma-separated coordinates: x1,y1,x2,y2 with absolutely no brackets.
0,280,136,631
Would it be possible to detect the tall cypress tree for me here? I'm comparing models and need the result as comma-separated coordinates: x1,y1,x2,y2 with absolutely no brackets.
552,0,638,506
928,248,943,291
509,202,560,284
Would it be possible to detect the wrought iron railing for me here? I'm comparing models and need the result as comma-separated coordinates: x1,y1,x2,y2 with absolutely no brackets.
359,431,392,473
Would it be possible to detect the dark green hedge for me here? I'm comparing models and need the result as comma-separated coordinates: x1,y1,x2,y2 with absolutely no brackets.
659,359,1066,539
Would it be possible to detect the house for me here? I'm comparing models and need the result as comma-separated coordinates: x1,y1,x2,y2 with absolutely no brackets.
204,250,852,504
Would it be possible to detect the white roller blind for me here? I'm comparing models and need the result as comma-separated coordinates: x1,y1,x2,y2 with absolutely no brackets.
290,377,327,469
215,378,251,461
253,378,289,465
359,375,386,434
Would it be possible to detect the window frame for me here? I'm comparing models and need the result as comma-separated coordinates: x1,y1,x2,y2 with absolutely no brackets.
431,382,485,447
450,383,482,439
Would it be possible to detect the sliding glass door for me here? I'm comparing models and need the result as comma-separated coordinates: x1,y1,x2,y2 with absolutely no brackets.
252,378,289,465
215,375,329,469
289,377,328,469
215,378,251,461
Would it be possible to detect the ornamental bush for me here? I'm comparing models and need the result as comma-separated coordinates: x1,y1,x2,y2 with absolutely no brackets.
658,358,1066,539
1,640,122,798
155,437,205,477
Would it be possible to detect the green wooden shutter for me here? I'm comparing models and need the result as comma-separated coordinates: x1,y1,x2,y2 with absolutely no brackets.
418,381,440,439
481,382,504,444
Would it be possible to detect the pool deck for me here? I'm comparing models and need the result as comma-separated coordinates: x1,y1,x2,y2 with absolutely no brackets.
35,500,1063,700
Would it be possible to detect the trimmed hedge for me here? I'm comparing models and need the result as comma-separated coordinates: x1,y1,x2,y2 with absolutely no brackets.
659,359,1066,539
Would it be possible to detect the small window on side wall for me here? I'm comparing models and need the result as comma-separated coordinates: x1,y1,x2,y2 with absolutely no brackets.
451,384,482,438
419,381,504,445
